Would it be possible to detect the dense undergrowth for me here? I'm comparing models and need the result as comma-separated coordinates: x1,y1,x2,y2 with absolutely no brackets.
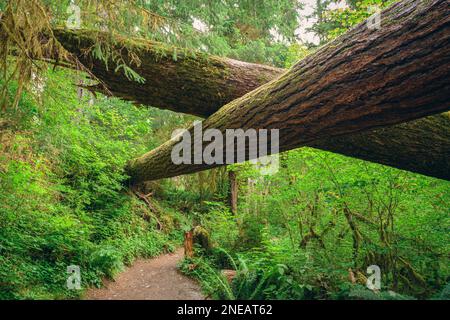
178,150,449,300
0,68,189,299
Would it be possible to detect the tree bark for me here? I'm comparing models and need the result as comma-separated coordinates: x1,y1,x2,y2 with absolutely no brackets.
125,0,450,183
228,171,238,215
184,231,194,258
52,28,281,118
52,5,450,181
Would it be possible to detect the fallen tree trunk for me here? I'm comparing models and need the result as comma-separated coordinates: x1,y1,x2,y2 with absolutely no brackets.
52,11,450,180
228,171,238,215
125,0,450,183
52,28,282,118
309,114,450,181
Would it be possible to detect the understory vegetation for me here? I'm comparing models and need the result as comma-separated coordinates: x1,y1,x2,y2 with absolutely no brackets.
178,150,449,300
1,0,449,301
0,69,189,299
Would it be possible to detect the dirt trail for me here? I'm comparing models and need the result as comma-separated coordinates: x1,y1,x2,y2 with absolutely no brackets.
85,248,204,300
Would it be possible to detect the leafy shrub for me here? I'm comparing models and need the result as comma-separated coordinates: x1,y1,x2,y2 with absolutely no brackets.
0,68,185,299
90,246,124,279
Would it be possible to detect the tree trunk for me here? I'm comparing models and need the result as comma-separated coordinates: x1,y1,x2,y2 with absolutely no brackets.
125,0,450,183
52,28,281,118
229,171,238,215
52,3,450,180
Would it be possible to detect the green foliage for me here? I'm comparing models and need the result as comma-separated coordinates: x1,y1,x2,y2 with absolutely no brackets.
142,0,302,67
346,285,415,300
180,147,449,300
284,43,311,68
435,283,450,300
90,246,124,279
172,1,450,295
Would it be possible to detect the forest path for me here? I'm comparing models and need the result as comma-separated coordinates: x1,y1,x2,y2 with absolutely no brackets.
85,248,205,300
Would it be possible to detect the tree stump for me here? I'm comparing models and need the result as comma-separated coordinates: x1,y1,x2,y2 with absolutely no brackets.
184,230,194,258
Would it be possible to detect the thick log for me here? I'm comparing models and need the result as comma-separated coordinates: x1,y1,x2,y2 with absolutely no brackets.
309,114,450,181
52,28,281,118
52,13,450,180
125,0,450,183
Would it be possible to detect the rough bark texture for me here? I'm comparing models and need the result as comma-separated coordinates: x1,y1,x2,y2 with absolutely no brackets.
229,171,238,215
52,5,450,181
52,28,281,118
125,0,450,183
